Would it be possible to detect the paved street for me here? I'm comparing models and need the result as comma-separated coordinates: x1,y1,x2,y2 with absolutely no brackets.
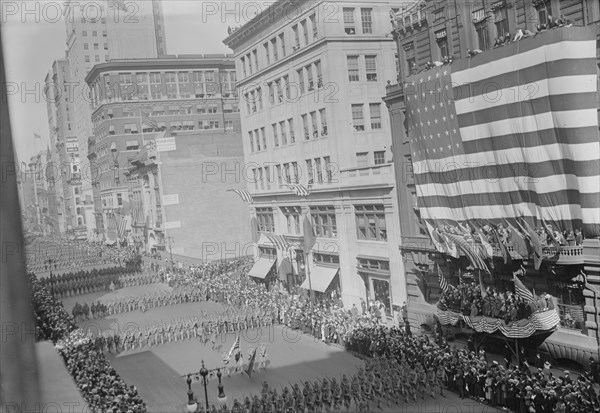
63,284,502,413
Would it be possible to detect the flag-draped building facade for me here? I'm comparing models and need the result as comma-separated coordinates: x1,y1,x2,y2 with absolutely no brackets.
384,0,600,367
224,0,408,314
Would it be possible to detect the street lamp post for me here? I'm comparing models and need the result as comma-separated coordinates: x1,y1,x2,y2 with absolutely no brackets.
199,360,209,409
186,375,197,413
216,369,227,407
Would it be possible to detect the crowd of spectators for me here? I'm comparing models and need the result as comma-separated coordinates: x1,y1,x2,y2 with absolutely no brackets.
437,281,554,323
30,269,147,412
346,326,599,413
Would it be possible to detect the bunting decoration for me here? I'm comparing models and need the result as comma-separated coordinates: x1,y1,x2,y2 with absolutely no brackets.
436,307,560,338
404,27,600,238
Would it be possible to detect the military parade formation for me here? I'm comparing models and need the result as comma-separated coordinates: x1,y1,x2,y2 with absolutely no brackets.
24,235,600,413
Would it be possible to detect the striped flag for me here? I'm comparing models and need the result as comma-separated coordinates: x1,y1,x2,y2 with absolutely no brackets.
443,232,490,273
286,183,310,197
227,334,240,360
513,273,535,303
438,267,449,293
227,189,253,204
404,27,600,239
141,112,160,130
115,213,129,240
265,234,295,259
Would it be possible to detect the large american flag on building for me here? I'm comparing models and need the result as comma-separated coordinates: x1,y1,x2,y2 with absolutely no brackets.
404,27,599,238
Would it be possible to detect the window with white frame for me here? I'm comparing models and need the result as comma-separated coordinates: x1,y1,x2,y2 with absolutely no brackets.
311,206,337,237
347,56,360,81
302,114,310,140
374,150,386,165
365,56,378,81
310,14,318,39
352,104,365,131
282,206,301,234
256,208,274,232
356,152,368,167
343,8,356,34
370,103,382,129
272,123,279,147
361,8,373,33
301,20,309,45
320,108,328,136
355,204,387,241
297,69,305,94
315,60,323,87
280,121,287,145
288,119,295,143
310,111,318,138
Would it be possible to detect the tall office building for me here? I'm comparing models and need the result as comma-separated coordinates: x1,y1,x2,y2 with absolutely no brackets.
64,0,167,238
224,0,408,314
85,55,249,258
45,59,84,237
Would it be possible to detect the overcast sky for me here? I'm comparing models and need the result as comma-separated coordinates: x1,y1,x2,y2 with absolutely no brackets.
2,1,274,163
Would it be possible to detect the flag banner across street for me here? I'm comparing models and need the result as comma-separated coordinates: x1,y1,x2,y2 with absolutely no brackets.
404,26,600,238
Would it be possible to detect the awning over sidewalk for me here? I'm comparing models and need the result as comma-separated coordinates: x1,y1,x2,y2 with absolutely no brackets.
300,266,339,292
248,259,275,279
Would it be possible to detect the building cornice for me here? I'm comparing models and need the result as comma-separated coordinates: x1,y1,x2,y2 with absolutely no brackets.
223,0,314,49
85,56,235,84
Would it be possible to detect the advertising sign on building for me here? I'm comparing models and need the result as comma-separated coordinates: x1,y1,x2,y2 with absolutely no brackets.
156,137,176,152
162,194,179,205
66,137,79,153
164,221,181,229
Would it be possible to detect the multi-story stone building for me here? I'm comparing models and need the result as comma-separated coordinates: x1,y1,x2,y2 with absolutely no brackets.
224,0,408,314
44,59,84,237
64,0,167,237
86,55,250,258
384,0,600,366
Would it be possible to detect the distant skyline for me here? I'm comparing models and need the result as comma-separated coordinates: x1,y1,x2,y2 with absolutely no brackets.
2,1,275,163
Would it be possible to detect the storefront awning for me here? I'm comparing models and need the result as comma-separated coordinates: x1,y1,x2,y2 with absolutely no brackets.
248,259,275,279
300,266,339,293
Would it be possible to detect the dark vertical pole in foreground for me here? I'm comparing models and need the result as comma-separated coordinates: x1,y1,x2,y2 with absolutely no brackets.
0,29,42,409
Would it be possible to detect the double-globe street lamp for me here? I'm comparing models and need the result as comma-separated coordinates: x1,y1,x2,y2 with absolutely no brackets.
184,360,227,411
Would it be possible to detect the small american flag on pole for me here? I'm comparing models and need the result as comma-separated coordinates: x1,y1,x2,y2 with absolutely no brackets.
513,273,535,303
227,189,253,204
286,183,310,197
438,268,450,293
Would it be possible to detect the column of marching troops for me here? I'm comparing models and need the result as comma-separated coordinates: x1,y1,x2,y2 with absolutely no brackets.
28,239,599,413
